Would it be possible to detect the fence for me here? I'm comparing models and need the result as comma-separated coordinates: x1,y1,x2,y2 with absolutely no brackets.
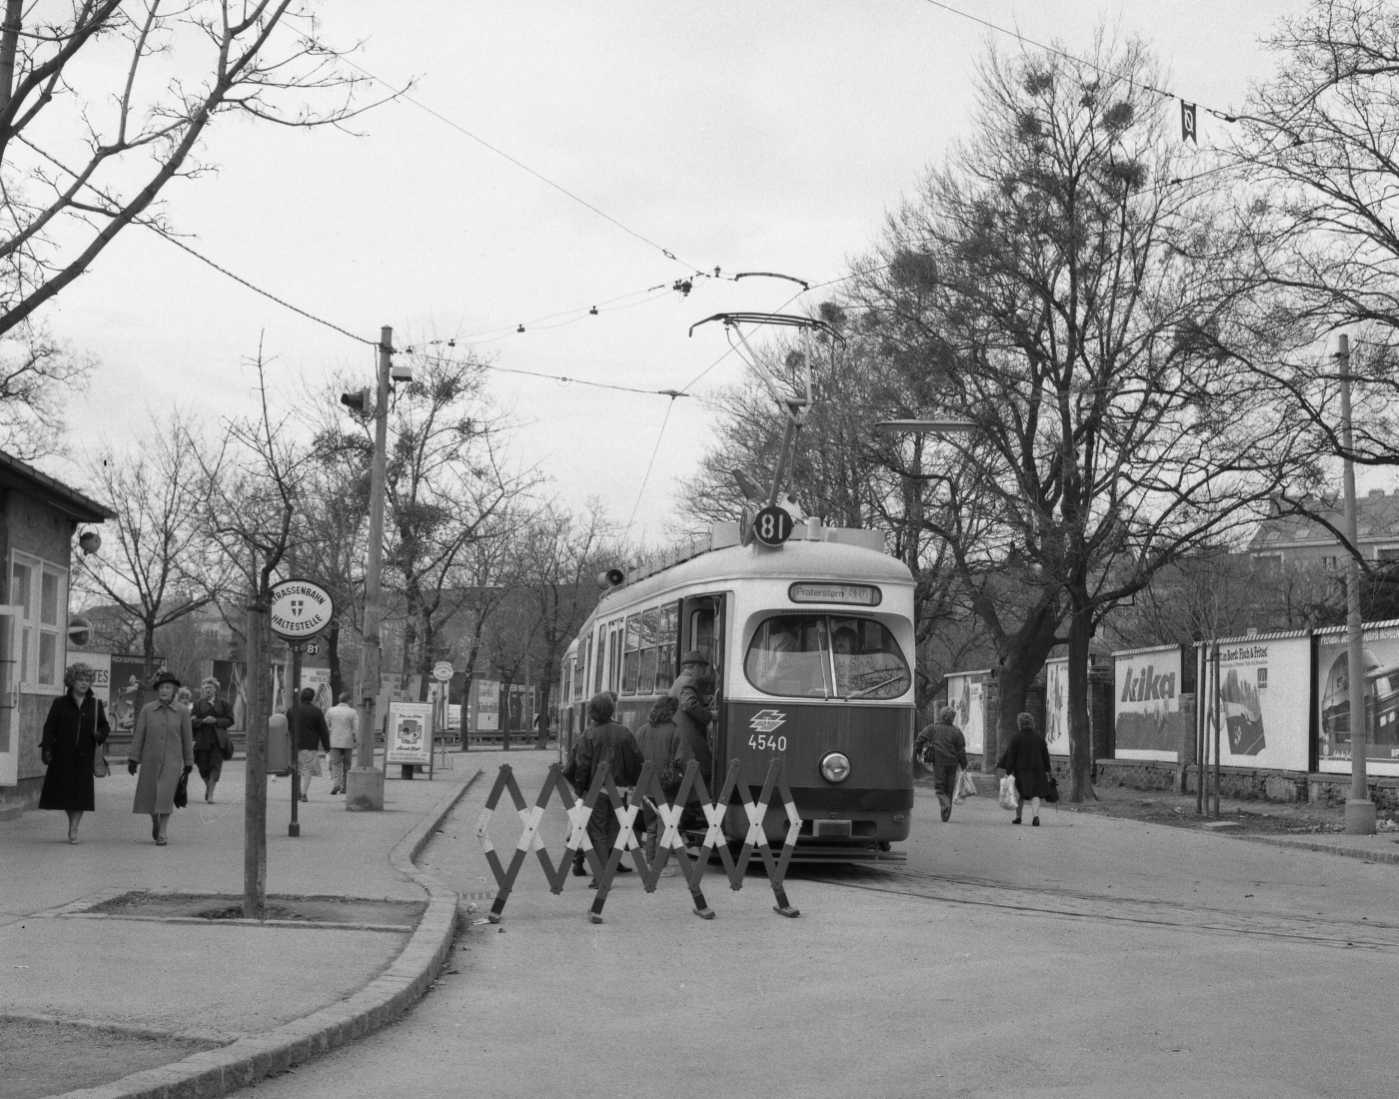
475,757,802,924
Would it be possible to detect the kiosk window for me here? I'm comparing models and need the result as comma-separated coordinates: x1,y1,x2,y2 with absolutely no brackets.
745,615,910,700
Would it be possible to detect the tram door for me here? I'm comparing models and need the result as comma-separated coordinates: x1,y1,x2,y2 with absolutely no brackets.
679,593,727,768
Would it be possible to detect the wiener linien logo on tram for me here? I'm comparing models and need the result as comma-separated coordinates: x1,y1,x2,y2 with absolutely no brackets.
749,709,787,733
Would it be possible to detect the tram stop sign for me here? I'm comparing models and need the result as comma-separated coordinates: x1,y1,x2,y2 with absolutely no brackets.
753,505,794,547
269,578,335,642
432,661,455,683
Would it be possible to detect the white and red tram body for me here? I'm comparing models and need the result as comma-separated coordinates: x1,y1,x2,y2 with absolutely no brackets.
560,524,916,858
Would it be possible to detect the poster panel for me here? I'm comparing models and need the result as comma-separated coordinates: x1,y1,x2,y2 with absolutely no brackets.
946,670,989,756
1113,645,1184,762
109,656,151,734
474,678,501,732
1043,657,1070,757
1197,633,1311,773
1316,620,1399,775
386,701,433,765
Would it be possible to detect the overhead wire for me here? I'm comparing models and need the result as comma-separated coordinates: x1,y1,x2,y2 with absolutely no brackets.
625,394,679,534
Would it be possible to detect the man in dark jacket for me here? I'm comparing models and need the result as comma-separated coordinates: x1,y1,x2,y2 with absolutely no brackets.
915,706,968,822
668,650,715,786
573,692,642,886
286,687,331,803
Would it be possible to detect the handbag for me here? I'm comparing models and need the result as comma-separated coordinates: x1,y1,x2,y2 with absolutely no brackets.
174,772,189,809
997,775,1019,811
93,745,109,779
1045,776,1060,804
217,727,236,762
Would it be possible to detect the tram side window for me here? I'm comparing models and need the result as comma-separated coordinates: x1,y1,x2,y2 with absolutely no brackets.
639,607,660,694
593,627,605,696
576,637,588,701
622,615,642,694
655,604,677,693
609,621,624,693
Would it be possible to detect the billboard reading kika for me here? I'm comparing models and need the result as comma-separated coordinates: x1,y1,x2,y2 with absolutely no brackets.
1113,644,1188,761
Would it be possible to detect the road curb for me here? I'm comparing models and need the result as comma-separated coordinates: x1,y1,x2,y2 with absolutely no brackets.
1235,832,1399,866
47,768,484,1099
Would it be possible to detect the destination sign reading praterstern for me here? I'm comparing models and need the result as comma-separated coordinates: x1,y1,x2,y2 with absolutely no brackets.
788,582,882,607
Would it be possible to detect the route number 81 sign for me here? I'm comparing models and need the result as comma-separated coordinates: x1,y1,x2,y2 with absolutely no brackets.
753,505,794,547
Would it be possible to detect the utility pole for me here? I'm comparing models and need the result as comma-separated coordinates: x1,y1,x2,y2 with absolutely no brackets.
243,559,268,917
346,326,392,812
1338,333,1376,835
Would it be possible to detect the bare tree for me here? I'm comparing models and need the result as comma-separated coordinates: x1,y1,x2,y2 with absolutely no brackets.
0,1,392,337
74,411,225,676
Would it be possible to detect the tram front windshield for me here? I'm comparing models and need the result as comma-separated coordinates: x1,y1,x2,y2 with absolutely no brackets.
745,615,910,700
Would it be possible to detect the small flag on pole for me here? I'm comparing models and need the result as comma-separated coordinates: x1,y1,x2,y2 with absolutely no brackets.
1181,101,1197,144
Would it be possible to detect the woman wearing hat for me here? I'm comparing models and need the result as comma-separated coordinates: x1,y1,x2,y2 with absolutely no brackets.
127,671,194,845
39,662,111,843
191,676,235,802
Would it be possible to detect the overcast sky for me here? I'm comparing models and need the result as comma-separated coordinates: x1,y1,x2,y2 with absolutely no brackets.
41,0,1322,542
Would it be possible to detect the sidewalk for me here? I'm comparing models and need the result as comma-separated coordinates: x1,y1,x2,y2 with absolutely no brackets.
0,753,482,1099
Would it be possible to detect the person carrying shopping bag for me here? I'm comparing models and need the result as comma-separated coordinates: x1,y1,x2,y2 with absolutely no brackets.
915,705,968,822
996,711,1054,826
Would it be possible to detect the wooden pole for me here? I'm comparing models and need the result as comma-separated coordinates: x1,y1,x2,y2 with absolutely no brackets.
243,576,268,919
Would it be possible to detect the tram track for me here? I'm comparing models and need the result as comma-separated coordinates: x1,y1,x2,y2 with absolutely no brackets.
803,865,1399,952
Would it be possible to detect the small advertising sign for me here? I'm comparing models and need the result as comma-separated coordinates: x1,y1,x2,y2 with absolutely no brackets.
1198,631,1311,773
946,670,990,755
1043,657,1070,757
386,701,433,765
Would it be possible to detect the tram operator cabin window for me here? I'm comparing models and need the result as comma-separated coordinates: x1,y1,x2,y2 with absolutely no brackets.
745,615,910,700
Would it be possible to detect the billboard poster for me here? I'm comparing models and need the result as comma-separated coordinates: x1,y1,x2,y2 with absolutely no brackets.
1316,620,1399,776
1043,657,1070,757
473,678,501,732
1197,632,1311,773
946,670,989,755
386,701,433,765
1113,645,1185,761
109,655,155,734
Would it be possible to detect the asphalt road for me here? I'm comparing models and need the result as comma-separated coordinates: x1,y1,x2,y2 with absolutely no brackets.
228,750,1399,1099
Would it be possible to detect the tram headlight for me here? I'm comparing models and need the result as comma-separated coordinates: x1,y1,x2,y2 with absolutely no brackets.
820,752,851,783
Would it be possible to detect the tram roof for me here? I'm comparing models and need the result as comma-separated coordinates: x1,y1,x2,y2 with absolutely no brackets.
593,537,913,618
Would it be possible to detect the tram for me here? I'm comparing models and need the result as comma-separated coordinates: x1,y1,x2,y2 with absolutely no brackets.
557,517,916,862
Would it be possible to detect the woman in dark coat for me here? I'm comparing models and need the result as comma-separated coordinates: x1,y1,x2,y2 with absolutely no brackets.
996,711,1054,826
39,662,111,843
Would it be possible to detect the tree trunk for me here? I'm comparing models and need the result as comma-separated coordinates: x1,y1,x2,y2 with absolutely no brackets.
988,600,1062,770
1065,589,1096,803
326,620,342,702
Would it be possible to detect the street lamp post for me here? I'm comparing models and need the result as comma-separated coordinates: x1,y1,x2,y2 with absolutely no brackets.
345,326,393,812
1338,333,1376,835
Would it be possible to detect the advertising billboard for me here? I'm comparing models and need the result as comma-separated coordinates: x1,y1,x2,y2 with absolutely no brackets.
1197,631,1311,773
386,701,433,765
1113,645,1186,762
1043,657,1070,757
945,670,990,756
1315,619,1399,776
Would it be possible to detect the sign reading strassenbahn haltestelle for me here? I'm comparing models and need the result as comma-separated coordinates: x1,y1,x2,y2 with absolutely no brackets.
269,578,335,641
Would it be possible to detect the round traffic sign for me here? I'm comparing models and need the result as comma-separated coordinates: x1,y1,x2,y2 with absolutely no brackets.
432,661,455,683
269,578,335,641
752,505,794,547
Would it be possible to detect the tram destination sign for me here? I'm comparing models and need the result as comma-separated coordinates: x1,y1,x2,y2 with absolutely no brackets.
788,582,882,607
269,578,336,641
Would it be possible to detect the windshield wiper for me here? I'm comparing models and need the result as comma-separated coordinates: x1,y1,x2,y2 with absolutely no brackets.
846,675,906,700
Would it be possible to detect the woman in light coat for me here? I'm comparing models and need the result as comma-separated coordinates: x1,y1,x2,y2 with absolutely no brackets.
128,671,194,845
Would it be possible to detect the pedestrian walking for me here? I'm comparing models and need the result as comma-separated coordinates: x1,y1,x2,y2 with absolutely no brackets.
128,671,194,846
190,676,234,802
669,651,715,833
915,705,968,822
325,692,358,795
571,692,642,887
996,711,1054,826
286,687,331,802
634,694,684,875
39,662,111,844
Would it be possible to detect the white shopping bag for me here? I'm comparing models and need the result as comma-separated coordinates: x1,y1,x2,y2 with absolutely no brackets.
952,767,966,805
998,775,1019,811
958,770,978,800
